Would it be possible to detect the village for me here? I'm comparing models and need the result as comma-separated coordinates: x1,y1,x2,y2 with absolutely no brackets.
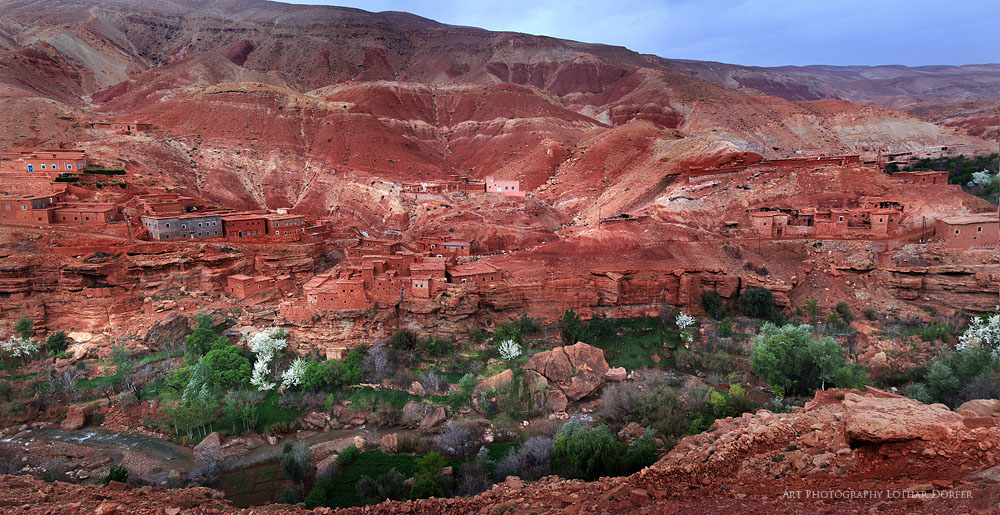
1,140,996,330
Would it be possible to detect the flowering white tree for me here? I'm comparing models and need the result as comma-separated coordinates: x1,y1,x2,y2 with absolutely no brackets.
957,308,999,358
498,339,521,361
280,358,307,389
248,328,287,392
675,311,695,331
968,169,998,188
1,335,38,360
676,311,696,343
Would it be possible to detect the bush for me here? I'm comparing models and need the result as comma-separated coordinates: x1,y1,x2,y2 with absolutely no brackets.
338,445,361,466
415,452,445,477
701,290,725,320
750,323,869,397
185,327,229,357
862,307,878,321
905,347,999,407
552,421,617,480
628,386,690,442
281,443,310,484
44,331,68,356
278,486,300,504
621,430,657,474
303,353,364,391
356,469,409,505
835,302,854,324
409,476,444,500
103,466,128,485
494,436,553,481
389,330,418,351
737,287,776,319
560,309,585,345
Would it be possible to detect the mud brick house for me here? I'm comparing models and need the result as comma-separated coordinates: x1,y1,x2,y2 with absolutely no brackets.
51,203,121,225
0,193,63,224
748,205,903,239
484,177,525,197
265,214,307,239
419,236,474,257
0,150,88,174
222,213,268,241
894,171,951,185
935,213,999,249
447,262,501,284
345,238,402,259
141,213,223,240
138,194,202,215
304,275,369,310
226,273,293,298
112,121,154,134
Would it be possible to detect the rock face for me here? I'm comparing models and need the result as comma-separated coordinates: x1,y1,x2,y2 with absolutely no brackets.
842,392,965,445
193,432,222,459
380,433,398,453
525,342,609,401
420,405,448,429
475,369,514,396
60,406,89,431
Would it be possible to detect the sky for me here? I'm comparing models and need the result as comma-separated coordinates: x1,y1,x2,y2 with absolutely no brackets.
294,0,999,67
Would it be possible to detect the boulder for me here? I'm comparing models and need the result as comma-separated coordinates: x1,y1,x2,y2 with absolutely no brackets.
315,454,338,477
381,433,398,453
617,422,645,443
193,432,222,458
842,392,965,446
525,342,609,401
475,369,514,396
309,437,358,459
60,405,89,431
142,312,191,350
408,381,426,396
401,401,424,427
301,411,331,431
420,405,447,429
957,399,1000,418
545,390,568,412
605,367,627,382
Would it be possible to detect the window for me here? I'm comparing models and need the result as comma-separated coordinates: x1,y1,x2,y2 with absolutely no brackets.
66,165,72,170
40,164,46,170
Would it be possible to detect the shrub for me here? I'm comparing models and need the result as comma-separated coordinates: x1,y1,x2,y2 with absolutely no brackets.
906,346,999,407
560,309,585,345
185,326,229,357
409,476,444,500
751,323,869,397
494,436,553,481
628,386,690,441
417,338,452,358
103,466,128,485
356,469,409,505
415,452,445,477
862,307,878,321
389,330,418,351
338,445,361,466
552,421,617,480
44,331,68,356
737,287,776,319
281,443,310,484
278,486,300,504
701,290,725,320
835,302,854,324
621,430,657,473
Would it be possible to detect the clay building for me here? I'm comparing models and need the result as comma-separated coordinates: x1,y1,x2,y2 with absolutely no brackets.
304,275,369,310
419,236,473,257
222,213,268,241
447,262,501,284
141,213,223,240
894,171,951,185
748,205,902,239
52,203,121,225
1,150,89,174
226,274,293,298
138,194,202,215
484,177,525,197
935,213,999,249
345,238,402,259
265,214,306,239
0,193,61,224
112,122,154,134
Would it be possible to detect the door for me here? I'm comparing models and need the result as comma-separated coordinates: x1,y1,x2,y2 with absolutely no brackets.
27,165,33,172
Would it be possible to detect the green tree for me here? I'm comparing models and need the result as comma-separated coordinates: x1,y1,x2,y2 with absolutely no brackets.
203,345,252,390
357,469,409,504
186,327,229,357
803,299,820,322
560,309,585,345
701,290,725,320
751,323,868,397
44,331,68,356
415,452,446,477
492,321,523,345
552,421,618,480
13,317,34,340
737,287,776,319
389,330,418,351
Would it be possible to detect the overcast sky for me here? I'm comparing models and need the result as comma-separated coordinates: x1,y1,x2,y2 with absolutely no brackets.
295,0,998,67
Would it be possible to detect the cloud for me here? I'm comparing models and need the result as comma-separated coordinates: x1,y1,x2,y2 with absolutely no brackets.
297,0,999,66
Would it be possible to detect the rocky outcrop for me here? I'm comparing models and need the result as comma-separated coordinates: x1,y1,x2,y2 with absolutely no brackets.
957,399,1000,418
842,392,965,445
525,342,609,401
